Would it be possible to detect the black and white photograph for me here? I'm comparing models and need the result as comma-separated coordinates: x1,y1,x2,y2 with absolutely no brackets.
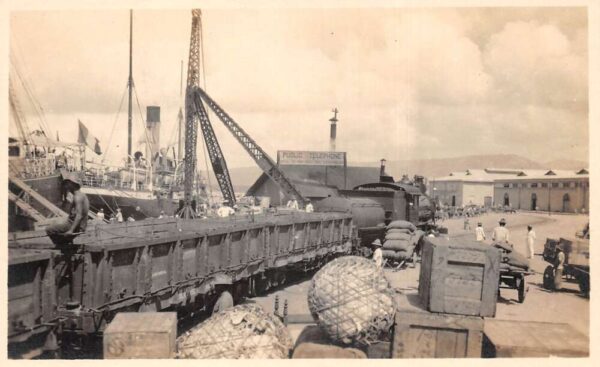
2,0,597,361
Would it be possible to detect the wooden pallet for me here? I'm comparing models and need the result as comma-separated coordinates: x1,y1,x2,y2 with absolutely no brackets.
419,236,500,317
483,319,589,357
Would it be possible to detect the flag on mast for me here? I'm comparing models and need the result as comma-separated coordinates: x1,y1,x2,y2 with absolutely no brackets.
78,120,102,155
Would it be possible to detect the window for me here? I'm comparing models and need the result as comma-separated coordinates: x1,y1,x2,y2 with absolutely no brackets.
572,182,579,188
552,182,559,188
530,183,538,188
503,183,510,188
541,183,548,188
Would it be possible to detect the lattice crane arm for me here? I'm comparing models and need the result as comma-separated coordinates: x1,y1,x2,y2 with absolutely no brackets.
191,87,307,206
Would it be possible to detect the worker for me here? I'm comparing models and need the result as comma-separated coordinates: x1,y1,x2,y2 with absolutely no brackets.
286,197,299,210
115,208,124,223
158,210,165,219
475,222,486,242
46,173,89,245
492,218,510,243
554,247,565,291
372,239,384,269
97,208,105,220
305,199,314,213
212,288,234,315
526,225,536,259
463,216,471,231
217,202,235,217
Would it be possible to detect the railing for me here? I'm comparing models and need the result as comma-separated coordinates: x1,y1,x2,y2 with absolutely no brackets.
10,157,58,179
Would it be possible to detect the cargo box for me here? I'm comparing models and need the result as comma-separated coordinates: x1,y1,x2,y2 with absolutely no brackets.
419,237,501,317
483,319,588,357
103,312,177,359
392,295,483,358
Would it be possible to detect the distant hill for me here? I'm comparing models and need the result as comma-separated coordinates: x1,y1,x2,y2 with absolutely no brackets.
200,154,588,193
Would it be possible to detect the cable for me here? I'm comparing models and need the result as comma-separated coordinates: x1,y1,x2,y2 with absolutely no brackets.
101,84,128,165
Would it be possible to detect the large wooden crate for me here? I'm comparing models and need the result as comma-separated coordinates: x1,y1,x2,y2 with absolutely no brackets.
419,237,500,317
392,295,483,358
103,312,177,359
483,319,589,357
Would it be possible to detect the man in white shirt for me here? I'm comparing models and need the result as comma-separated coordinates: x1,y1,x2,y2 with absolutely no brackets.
305,199,314,213
97,208,105,220
372,239,384,269
475,222,486,242
492,218,510,243
286,197,299,210
526,225,536,259
115,208,124,223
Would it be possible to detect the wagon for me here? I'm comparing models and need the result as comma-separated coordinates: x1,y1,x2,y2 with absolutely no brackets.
542,236,590,296
498,266,534,303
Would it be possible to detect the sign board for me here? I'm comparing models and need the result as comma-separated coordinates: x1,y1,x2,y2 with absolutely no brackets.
277,150,346,166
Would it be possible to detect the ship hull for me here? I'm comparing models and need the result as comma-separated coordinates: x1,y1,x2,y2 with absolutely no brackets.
81,186,179,220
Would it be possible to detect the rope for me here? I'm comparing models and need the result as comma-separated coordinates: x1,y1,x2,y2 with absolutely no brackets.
101,84,128,164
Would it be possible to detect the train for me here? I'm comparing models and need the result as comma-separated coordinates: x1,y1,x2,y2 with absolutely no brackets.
8,211,357,358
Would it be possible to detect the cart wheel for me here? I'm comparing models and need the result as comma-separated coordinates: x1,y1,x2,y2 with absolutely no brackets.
518,277,527,303
579,274,590,297
543,265,555,290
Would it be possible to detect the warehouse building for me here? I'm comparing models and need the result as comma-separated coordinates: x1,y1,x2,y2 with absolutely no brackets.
429,169,522,207
493,169,589,213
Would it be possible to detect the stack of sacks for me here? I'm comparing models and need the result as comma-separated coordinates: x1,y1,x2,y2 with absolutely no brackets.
382,220,421,262
492,242,530,271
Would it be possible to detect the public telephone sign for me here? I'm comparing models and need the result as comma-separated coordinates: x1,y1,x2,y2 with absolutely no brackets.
277,150,346,166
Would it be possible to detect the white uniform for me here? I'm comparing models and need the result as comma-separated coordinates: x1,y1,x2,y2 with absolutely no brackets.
526,229,536,259
475,227,486,241
492,226,510,242
116,211,124,223
97,211,105,220
305,203,314,213
287,199,299,210
373,248,383,268
217,206,235,218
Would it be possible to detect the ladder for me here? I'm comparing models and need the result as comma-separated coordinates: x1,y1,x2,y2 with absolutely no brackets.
8,192,53,229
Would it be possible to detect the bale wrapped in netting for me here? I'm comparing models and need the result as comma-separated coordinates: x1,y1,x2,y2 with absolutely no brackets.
307,256,396,345
382,248,414,261
383,239,411,251
386,220,417,232
177,304,293,359
385,232,412,241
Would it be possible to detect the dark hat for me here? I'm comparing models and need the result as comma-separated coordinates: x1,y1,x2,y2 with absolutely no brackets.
499,218,507,225
62,172,81,187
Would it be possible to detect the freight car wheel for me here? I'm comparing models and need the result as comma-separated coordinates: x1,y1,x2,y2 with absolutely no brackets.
543,265,555,290
517,277,527,303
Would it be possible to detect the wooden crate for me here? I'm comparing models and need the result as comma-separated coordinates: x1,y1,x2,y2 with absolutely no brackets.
103,312,177,359
483,319,589,357
391,294,483,358
419,237,500,317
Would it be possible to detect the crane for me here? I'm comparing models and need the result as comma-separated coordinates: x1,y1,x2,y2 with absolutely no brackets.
180,9,306,218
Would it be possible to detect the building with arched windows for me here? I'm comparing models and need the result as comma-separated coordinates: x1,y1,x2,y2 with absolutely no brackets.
492,169,589,213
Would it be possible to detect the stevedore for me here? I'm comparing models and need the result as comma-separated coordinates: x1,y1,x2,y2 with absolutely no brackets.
46,173,89,245
286,197,299,210
475,222,486,242
115,208,124,223
554,247,566,291
463,216,471,231
372,239,384,269
526,225,536,259
217,201,235,217
97,208,105,220
492,218,510,243
305,199,314,213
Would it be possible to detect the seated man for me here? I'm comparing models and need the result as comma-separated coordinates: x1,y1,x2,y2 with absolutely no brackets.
46,173,89,245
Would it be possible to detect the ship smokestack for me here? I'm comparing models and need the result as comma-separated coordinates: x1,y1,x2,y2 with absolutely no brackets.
329,108,338,152
146,106,161,159
380,159,386,179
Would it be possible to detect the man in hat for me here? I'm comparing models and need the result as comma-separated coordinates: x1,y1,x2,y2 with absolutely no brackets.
97,208,105,221
115,208,124,223
372,239,384,269
475,222,486,242
305,199,314,213
526,225,536,259
492,218,510,243
46,173,89,245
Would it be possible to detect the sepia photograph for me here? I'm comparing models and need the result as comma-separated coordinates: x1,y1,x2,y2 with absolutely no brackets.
2,0,596,361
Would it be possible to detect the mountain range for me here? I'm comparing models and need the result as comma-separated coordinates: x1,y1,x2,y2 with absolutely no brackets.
200,154,588,193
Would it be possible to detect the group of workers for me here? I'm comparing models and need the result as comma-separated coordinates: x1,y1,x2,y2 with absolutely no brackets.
473,218,536,259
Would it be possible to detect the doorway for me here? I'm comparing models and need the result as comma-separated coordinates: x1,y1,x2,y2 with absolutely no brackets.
531,193,537,210
562,193,570,212
451,195,456,207
503,193,509,206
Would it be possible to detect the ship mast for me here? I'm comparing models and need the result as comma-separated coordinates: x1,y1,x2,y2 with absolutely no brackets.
127,9,133,164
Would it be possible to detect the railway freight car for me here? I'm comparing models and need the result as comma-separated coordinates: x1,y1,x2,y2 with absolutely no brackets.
8,211,356,358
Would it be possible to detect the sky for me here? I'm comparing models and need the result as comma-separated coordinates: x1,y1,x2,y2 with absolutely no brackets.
8,7,588,168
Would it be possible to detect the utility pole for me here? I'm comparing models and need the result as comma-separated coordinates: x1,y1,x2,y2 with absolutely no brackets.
127,9,133,164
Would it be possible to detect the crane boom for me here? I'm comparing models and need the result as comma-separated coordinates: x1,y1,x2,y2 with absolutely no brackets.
191,87,307,206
